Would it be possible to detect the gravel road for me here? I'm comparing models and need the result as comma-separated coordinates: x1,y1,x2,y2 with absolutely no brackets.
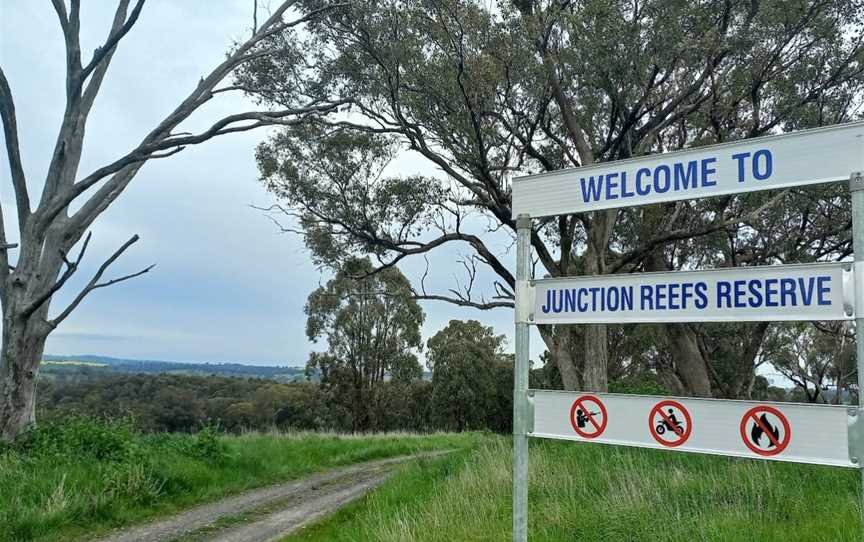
94,451,450,542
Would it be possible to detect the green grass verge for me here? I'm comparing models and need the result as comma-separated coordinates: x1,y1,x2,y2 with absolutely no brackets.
0,417,484,542
284,437,864,542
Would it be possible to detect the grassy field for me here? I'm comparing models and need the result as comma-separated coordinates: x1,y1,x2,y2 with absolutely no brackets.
42,360,108,368
0,417,483,542
285,437,864,542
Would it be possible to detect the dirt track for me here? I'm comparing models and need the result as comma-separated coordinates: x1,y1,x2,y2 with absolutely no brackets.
94,452,448,542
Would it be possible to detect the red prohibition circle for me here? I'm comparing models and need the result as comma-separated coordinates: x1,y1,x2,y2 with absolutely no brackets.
648,399,692,447
739,405,791,456
569,395,608,439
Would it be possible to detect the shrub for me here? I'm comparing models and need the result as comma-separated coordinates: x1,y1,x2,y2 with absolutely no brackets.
11,416,141,462
609,377,670,396
148,424,229,463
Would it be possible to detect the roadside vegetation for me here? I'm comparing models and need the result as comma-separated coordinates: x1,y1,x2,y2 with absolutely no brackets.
286,438,863,542
0,417,483,542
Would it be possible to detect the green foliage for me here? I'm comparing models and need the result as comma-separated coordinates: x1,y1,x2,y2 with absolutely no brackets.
0,415,482,542
9,416,142,463
427,320,512,433
256,124,446,269
283,443,490,541
762,321,857,403
285,438,863,542
157,425,230,463
306,258,425,431
37,373,330,433
243,0,864,398
37,372,445,435
608,376,670,397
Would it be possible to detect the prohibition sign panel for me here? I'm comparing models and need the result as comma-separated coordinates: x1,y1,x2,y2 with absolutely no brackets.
649,400,692,447
740,405,791,456
569,395,607,439
530,390,855,467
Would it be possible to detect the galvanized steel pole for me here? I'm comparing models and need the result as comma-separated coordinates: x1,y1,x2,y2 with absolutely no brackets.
851,172,864,508
513,215,531,542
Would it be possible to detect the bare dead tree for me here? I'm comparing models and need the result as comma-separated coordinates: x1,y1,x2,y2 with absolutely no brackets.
0,0,345,441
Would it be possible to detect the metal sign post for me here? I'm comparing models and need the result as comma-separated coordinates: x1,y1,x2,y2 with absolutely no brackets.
509,122,864,541
512,215,531,542
850,172,864,496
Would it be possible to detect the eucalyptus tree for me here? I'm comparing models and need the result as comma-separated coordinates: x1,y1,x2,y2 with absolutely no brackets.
305,258,424,432
427,319,507,431
761,321,856,403
0,0,345,441
245,0,864,395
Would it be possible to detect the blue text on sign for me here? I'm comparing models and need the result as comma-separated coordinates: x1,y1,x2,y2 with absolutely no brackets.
540,275,832,315
578,150,774,204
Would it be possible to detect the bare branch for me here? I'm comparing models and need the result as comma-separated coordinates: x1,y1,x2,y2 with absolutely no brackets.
31,1,317,239
42,99,346,237
50,0,70,36
76,0,146,96
610,190,789,273
21,232,92,319
148,146,186,159
49,234,153,326
410,291,513,310
253,0,258,34
0,66,31,228
80,0,142,115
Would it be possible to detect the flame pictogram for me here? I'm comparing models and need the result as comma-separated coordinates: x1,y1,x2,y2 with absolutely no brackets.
750,413,780,448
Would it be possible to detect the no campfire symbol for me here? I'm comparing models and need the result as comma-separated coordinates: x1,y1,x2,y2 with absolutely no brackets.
648,400,692,447
569,394,608,439
740,405,791,456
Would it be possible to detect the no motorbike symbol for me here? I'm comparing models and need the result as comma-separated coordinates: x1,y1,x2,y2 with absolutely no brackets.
569,395,608,439
648,400,692,447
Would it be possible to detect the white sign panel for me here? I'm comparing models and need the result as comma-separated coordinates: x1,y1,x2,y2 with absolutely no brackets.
530,390,855,467
531,262,854,324
512,122,864,218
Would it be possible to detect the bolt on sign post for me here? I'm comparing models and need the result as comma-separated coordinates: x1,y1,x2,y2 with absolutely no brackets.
510,122,864,542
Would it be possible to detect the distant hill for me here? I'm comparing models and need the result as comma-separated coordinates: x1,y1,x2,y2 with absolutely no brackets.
41,354,310,382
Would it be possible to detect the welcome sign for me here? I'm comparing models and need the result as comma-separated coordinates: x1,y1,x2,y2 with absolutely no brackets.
511,122,864,217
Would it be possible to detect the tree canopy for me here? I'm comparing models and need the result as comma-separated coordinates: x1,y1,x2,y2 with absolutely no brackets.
427,319,512,432
244,0,864,397
305,258,425,430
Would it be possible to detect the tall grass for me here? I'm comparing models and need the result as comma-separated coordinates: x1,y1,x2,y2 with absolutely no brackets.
0,417,483,542
287,438,863,542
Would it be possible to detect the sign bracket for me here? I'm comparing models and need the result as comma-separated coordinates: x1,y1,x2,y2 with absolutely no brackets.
514,279,535,324
848,408,864,466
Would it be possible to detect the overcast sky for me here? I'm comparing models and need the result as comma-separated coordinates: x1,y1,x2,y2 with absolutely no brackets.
0,1,532,366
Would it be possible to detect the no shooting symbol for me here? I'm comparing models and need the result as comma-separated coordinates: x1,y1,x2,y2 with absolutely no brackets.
648,400,692,447
740,405,791,456
569,395,607,439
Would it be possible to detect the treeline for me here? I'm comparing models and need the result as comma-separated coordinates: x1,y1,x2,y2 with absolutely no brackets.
36,255,826,437
32,317,569,434
37,317,524,434
36,358,796,436
37,369,511,434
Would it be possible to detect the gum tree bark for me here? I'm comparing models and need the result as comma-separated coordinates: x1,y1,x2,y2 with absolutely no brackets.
0,0,345,442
